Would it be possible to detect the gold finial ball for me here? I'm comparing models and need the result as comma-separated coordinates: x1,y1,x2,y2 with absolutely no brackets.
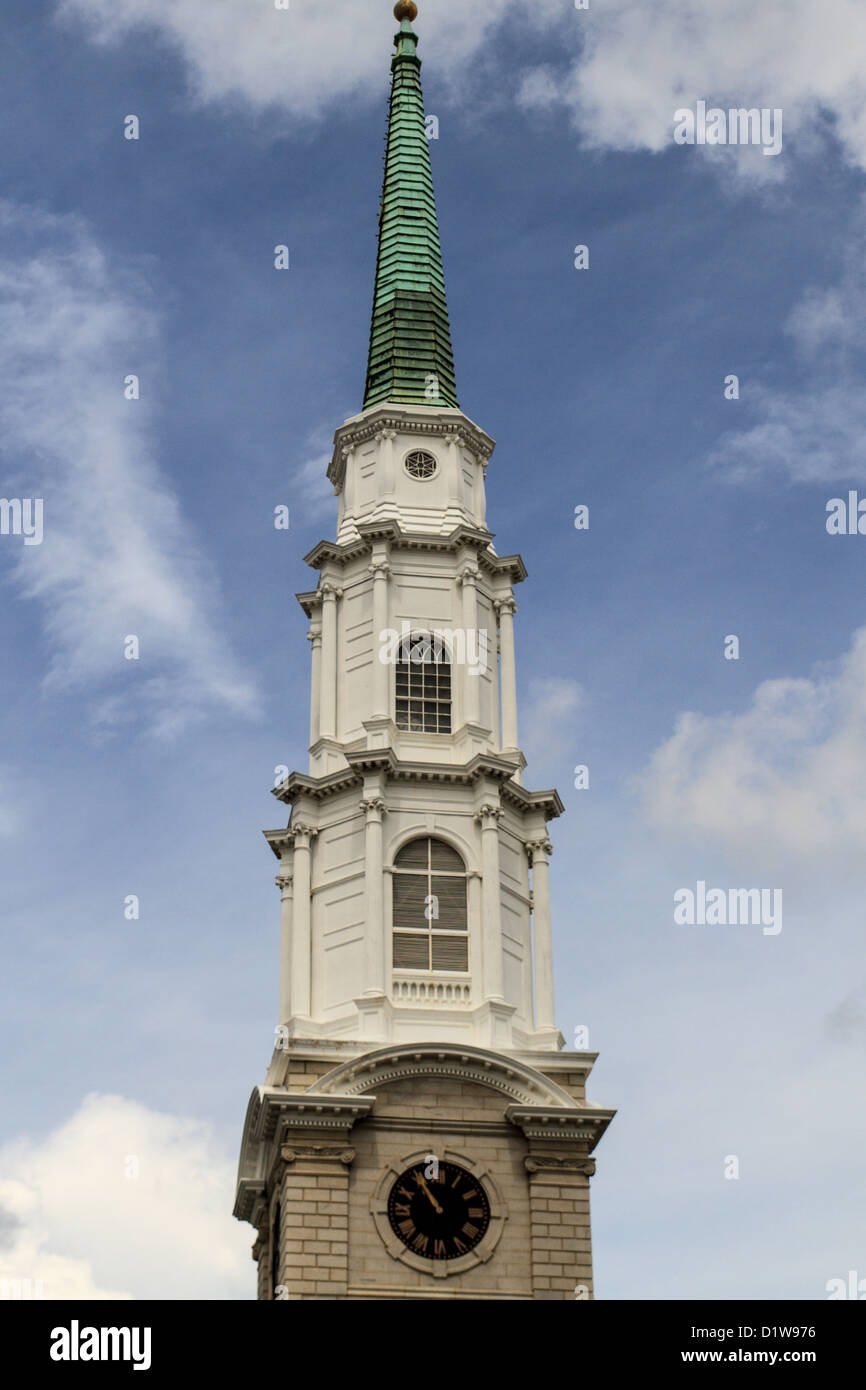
394,2,418,21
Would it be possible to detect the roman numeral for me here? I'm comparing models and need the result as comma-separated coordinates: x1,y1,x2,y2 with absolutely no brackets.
452,1236,467,1254
450,1172,462,1189
433,1239,446,1257
462,1189,478,1200
462,1222,478,1238
397,1186,412,1199
394,1202,410,1217
466,1207,484,1219
411,1233,429,1253
398,1219,415,1237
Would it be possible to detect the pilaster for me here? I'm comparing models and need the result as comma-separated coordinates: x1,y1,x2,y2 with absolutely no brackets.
496,595,519,775
307,607,322,749
319,581,342,739
526,837,556,1034
276,868,294,1026
369,554,392,719
360,789,387,998
288,823,317,1020
523,1152,595,1300
460,562,481,728
475,801,504,1003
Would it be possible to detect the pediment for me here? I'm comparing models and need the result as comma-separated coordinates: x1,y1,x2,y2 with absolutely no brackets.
310,1042,578,1108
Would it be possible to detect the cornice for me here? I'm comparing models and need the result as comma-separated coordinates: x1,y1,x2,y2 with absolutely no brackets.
505,1105,616,1149
298,523,527,597
327,404,496,491
267,750,564,827
233,1086,375,1222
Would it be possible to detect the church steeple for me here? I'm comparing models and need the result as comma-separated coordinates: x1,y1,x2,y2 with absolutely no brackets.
235,2,613,1303
363,2,459,410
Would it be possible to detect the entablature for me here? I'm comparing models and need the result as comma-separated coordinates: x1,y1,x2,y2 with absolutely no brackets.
327,403,495,493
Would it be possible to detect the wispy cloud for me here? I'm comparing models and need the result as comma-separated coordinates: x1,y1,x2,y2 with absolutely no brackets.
639,626,866,866
826,986,866,1047
0,202,258,738
522,676,583,775
709,200,866,482
292,429,337,529
0,769,20,839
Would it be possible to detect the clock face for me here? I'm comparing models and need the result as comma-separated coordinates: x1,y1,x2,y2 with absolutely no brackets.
386,1160,491,1260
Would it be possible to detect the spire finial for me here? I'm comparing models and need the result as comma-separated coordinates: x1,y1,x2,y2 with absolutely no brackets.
394,2,418,19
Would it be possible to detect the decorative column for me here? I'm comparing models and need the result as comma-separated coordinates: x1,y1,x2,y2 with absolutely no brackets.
368,559,392,718
467,870,483,1000
360,796,387,996
475,803,504,1000
526,838,555,1032
496,595,519,752
307,616,322,748
276,868,294,1025
289,824,317,1018
490,619,501,748
319,581,342,739
460,564,480,727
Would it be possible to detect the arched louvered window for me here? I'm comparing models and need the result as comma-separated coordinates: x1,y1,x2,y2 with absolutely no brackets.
271,1200,281,1298
395,633,451,734
392,837,468,971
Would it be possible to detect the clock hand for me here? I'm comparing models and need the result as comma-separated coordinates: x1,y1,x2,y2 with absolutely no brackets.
415,1173,444,1214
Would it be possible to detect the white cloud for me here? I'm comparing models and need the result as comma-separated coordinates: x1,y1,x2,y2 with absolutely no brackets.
0,1094,250,1300
57,0,546,120
710,200,866,482
640,626,866,864
527,0,866,179
709,382,866,484
57,0,866,183
0,202,258,737
522,676,583,773
292,429,338,528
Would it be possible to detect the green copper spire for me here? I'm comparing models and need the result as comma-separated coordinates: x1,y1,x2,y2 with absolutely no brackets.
363,3,459,410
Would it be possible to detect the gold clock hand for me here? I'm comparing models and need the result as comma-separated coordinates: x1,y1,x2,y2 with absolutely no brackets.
415,1173,444,1214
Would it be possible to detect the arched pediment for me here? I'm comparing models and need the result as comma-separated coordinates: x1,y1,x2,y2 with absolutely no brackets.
311,1042,578,1108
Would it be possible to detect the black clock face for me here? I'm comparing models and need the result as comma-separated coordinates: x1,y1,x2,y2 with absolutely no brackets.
387,1160,491,1260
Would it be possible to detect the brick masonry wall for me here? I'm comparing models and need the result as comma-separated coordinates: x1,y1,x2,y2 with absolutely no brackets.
527,1163,593,1301
275,1145,352,1300
259,1060,596,1301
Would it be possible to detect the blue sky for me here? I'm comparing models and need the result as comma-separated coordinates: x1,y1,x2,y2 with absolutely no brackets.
1,0,865,1299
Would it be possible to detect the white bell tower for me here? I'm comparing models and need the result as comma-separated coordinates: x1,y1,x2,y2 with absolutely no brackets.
235,1,613,1302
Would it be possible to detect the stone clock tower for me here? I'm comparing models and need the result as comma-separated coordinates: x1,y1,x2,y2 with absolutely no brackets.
234,1,614,1301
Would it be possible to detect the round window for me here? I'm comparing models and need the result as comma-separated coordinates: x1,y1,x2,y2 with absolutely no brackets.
404,449,438,480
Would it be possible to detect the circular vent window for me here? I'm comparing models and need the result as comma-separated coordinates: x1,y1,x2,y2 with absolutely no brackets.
404,449,438,480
